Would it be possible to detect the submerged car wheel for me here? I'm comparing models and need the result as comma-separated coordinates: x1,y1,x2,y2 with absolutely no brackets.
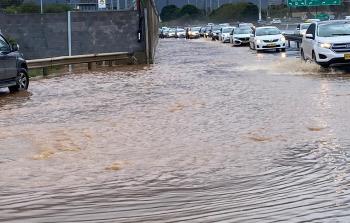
9,69,29,93
300,49,306,61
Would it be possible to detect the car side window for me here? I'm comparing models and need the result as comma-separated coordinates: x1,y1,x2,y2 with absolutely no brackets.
306,24,316,36
0,36,10,52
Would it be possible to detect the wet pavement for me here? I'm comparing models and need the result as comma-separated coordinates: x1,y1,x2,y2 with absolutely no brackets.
2,38,350,222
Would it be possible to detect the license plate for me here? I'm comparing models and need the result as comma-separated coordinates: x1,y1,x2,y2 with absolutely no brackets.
267,43,276,47
345,54,350,60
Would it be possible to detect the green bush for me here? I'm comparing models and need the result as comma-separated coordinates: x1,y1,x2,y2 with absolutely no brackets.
179,4,202,18
160,5,180,21
209,3,258,22
4,2,72,14
160,4,202,22
44,3,72,13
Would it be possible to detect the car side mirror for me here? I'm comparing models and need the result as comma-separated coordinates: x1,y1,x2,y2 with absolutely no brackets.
11,43,19,52
305,34,314,39
296,28,300,30
282,32,286,35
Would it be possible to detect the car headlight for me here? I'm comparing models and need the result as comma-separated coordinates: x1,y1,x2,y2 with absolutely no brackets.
256,39,261,44
280,36,286,42
318,42,331,49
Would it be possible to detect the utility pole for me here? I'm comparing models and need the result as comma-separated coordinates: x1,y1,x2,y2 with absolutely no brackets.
40,0,43,14
217,0,219,8
259,0,262,20
125,0,127,9
117,0,120,10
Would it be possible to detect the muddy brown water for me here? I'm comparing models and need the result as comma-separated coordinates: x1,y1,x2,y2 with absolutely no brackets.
1,39,350,222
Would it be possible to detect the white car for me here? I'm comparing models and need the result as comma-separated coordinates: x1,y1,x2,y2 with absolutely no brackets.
249,26,286,52
219,27,234,43
294,23,311,36
168,29,176,38
271,18,282,24
301,20,350,68
230,27,253,46
175,28,186,38
189,27,201,39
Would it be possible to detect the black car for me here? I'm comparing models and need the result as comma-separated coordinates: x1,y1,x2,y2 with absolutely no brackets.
0,34,29,93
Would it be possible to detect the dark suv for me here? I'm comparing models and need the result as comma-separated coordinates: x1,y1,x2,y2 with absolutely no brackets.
0,34,29,93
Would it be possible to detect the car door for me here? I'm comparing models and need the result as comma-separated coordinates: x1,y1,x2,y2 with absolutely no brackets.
303,24,316,59
0,35,16,80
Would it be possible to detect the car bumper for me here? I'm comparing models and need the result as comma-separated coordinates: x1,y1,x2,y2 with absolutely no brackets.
256,41,286,50
315,47,350,66
221,36,230,42
233,39,250,45
189,34,199,38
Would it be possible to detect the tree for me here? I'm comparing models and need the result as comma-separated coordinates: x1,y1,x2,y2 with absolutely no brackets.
160,5,180,21
209,3,259,22
179,4,201,18
241,3,258,21
0,0,23,8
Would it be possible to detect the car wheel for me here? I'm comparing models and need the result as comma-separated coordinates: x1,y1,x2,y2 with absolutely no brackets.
9,69,29,93
300,49,306,61
281,48,286,52
312,51,316,61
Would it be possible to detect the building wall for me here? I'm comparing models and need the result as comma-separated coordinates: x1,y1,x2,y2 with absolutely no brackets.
0,11,145,60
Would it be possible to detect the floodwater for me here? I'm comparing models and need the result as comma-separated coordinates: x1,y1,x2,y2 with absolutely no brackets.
1,39,350,222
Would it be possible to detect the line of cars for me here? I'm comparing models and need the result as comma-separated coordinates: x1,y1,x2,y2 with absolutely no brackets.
199,23,287,52
160,20,350,68
159,26,201,39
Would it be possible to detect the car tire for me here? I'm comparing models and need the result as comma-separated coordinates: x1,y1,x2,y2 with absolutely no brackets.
300,49,306,61
281,48,286,52
9,69,29,93
312,51,316,62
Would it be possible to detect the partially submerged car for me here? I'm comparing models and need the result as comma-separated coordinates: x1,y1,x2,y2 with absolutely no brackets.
175,28,186,38
249,26,286,52
294,23,311,36
189,27,201,39
0,34,29,93
230,27,253,46
219,27,235,43
301,20,350,67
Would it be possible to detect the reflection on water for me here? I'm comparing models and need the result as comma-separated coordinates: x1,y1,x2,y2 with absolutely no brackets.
1,39,350,222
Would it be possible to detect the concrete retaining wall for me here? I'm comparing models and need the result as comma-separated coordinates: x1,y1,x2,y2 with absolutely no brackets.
0,11,145,60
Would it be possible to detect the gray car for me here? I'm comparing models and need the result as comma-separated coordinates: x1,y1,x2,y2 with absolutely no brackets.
0,34,29,93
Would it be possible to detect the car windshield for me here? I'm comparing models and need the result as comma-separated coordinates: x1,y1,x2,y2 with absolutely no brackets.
234,28,252,34
192,27,201,31
256,28,281,36
318,22,350,37
222,28,233,33
177,29,185,32
301,24,311,30
240,23,253,27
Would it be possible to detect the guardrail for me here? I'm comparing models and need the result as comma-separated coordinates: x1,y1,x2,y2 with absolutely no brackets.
284,34,302,48
27,52,136,75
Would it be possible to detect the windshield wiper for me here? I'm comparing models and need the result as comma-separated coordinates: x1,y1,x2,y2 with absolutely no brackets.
332,33,350,36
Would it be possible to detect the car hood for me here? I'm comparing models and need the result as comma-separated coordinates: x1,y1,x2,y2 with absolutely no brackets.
234,34,251,38
256,34,282,40
317,36,350,43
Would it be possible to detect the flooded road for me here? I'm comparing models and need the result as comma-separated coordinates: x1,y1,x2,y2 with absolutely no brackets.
2,39,350,222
